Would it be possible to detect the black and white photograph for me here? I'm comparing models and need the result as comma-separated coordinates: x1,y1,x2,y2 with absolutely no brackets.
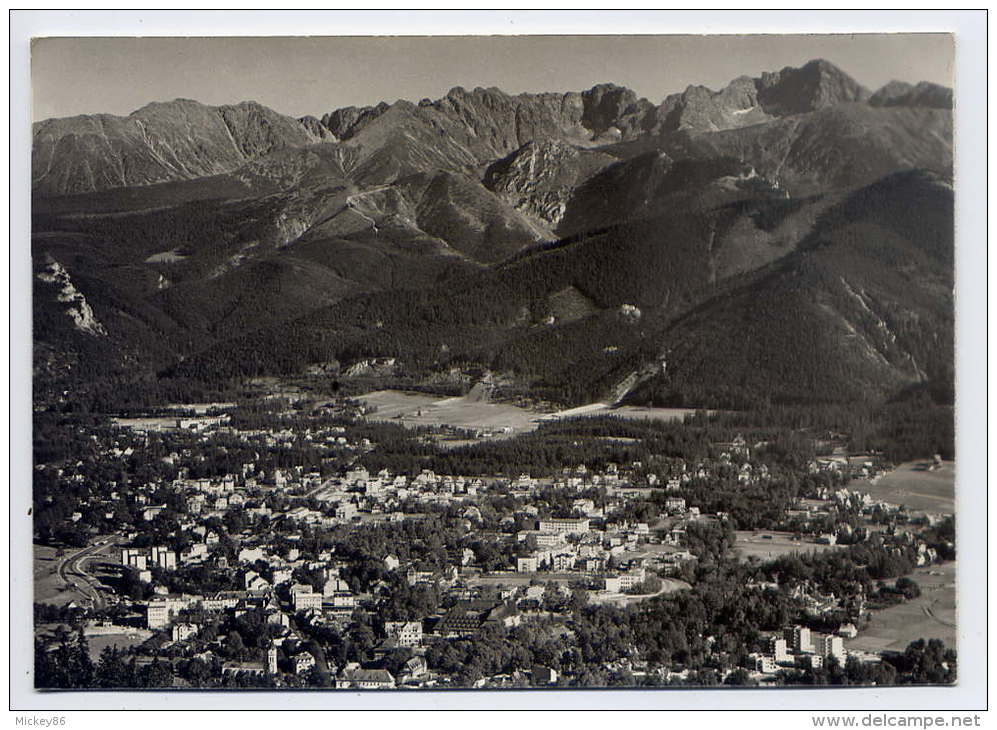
12,10,988,714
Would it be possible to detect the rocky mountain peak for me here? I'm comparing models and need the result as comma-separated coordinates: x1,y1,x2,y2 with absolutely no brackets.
870,80,952,109
756,58,869,116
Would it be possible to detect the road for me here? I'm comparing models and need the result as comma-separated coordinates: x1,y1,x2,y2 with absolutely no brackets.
305,185,391,237
55,534,120,610
303,475,342,500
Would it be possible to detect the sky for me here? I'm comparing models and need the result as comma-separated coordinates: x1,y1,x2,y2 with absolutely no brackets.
31,34,954,122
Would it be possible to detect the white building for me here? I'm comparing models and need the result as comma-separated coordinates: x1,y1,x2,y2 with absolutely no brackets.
384,621,423,647
537,518,590,535
814,634,846,662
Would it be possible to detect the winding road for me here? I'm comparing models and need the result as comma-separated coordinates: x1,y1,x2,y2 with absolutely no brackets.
55,534,120,610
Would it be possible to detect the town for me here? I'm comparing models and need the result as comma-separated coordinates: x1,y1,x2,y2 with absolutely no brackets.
33,390,957,689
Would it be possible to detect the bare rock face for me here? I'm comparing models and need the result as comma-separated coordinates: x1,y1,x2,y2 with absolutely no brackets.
657,76,774,133
32,99,328,195
297,115,338,142
315,83,654,179
483,140,615,227
580,83,656,138
36,259,107,336
320,102,391,140
754,59,870,116
655,59,870,135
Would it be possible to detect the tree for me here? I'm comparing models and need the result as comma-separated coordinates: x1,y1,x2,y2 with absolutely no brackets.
724,668,758,686
895,577,922,600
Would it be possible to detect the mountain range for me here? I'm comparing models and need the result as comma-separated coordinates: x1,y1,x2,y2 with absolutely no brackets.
32,59,954,411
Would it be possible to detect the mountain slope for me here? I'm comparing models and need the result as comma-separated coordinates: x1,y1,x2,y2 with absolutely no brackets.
624,170,954,408
31,59,955,413
655,58,870,134
32,99,331,196
869,80,953,109
664,103,952,194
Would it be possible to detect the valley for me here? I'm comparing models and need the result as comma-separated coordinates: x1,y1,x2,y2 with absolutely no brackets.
30,51,958,692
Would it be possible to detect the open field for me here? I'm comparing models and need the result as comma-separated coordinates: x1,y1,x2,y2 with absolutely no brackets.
539,403,706,423
111,416,179,432
357,390,538,436
856,460,955,514
85,631,152,661
848,561,957,653
34,545,80,605
358,389,708,438
733,530,843,561
36,622,152,660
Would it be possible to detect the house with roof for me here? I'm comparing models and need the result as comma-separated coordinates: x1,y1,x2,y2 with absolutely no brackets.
335,665,395,689
384,620,423,647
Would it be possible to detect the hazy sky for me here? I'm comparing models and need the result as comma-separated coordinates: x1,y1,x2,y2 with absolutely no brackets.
32,34,954,122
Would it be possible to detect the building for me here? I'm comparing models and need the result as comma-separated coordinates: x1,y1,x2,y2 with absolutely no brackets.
784,625,814,654
335,502,358,520
326,591,356,609
384,621,423,648
752,654,779,673
767,637,791,663
146,594,198,629
142,505,166,521
121,548,147,571
293,590,324,612
336,667,395,689
537,518,590,535
171,623,198,642
435,605,485,638
665,497,687,512
294,653,317,674
516,556,538,573
814,634,846,662
604,568,646,593
550,553,576,571
837,623,859,639
150,546,177,571
533,666,558,685
533,532,568,548
238,547,266,564
221,661,265,677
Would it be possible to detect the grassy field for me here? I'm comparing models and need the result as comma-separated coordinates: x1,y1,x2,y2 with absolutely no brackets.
84,632,151,661
36,622,151,660
357,390,539,435
538,403,705,423
111,416,179,432
733,530,843,561
857,461,955,514
848,561,957,653
358,389,707,438
34,544,79,605
605,405,706,422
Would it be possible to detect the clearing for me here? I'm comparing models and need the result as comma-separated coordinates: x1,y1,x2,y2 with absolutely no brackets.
357,390,538,436
855,460,955,514
357,389,708,438
848,561,957,653
733,530,843,561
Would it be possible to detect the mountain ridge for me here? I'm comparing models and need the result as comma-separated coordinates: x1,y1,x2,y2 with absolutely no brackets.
33,59,951,197
31,58,955,414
